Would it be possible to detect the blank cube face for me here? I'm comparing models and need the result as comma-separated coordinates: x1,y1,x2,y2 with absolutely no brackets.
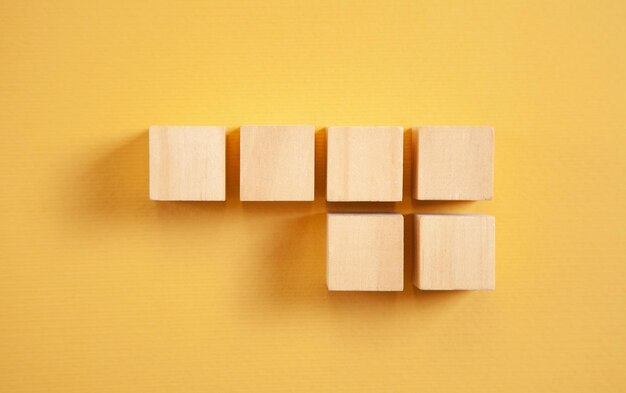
149,126,225,201
415,214,495,290
327,126,403,202
240,125,315,201
327,213,404,291
414,126,494,200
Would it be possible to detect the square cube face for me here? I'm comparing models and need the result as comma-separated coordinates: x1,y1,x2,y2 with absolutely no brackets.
240,125,315,201
327,213,404,291
415,214,495,290
414,126,494,200
327,126,403,202
149,126,225,201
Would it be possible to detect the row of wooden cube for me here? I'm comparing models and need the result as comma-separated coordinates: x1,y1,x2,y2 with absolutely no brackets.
149,125,494,201
327,213,495,291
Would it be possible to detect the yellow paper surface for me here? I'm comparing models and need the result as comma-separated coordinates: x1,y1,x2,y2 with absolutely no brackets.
1,1,625,391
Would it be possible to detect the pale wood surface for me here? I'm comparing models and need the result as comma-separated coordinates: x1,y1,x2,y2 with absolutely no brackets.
415,214,495,290
327,126,403,201
240,125,315,201
149,125,225,201
414,126,494,200
327,213,404,291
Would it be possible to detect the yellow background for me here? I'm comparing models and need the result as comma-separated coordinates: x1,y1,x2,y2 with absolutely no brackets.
1,1,625,391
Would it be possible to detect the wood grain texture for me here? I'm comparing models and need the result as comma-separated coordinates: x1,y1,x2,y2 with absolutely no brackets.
327,213,404,291
414,126,494,200
327,126,403,201
240,125,315,201
415,214,495,290
149,126,225,201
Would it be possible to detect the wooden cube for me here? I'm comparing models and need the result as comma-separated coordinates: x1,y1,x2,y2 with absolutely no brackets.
413,126,494,200
415,214,495,290
327,126,403,201
240,125,315,201
149,125,225,201
327,213,404,291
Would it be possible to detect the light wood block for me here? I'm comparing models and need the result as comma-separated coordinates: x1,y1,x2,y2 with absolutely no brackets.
415,214,495,290
240,125,315,201
149,126,225,201
327,126,403,201
413,126,494,200
327,213,404,291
